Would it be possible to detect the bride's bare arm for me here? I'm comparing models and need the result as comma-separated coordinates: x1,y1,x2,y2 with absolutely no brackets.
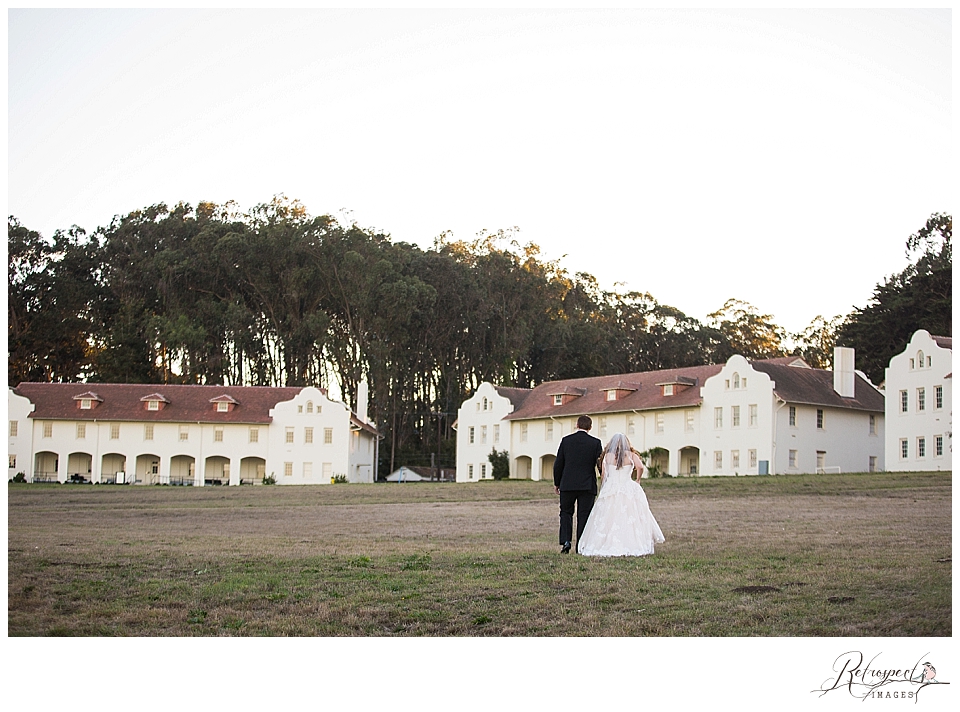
631,452,645,480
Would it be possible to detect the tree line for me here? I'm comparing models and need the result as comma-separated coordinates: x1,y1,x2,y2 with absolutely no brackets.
7,199,950,476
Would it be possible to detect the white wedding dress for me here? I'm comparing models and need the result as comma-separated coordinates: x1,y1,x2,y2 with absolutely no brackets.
578,455,665,557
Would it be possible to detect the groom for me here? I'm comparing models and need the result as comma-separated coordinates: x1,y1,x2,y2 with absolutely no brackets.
553,415,603,554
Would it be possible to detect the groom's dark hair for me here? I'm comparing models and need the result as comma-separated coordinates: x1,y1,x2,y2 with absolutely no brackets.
577,415,592,431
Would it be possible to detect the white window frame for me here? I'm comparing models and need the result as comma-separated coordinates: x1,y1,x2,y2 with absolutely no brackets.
731,405,740,428
917,437,926,458
917,388,926,412
214,426,224,443
900,439,908,459
9,421,18,437
714,407,723,429
217,401,229,412
468,427,475,444
285,427,295,444
789,406,796,427
110,424,120,440
249,427,259,443
305,427,314,444
816,409,824,430
144,424,154,441
788,450,798,468
553,395,563,406
749,404,757,427
76,423,86,439
324,428,333,445
900,390,908,413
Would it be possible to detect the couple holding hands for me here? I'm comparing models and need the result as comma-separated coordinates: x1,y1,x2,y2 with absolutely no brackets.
553,415,665,557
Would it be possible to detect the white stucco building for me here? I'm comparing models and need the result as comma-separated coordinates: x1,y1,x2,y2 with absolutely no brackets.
883,329,952,471
8,382,379,485
456,348,885,480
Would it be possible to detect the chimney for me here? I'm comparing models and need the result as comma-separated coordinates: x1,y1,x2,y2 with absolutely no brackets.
833,347,856,398
357,380,369,423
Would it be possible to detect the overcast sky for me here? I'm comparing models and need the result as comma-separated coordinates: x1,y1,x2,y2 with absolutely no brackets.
7,8,953,335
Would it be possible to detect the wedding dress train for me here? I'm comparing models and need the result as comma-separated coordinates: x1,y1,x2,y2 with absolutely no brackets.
577,458,664,557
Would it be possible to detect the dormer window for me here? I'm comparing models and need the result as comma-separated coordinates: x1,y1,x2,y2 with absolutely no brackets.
217,402,229,412
606,390,617,401
80,398,92,410
74,392,102,410
147,400,159,411
141,393,170,411
209,395,238,413
663,384,674,396
553,395,563,406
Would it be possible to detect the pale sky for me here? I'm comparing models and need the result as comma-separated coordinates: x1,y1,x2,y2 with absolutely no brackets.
7,8,953,335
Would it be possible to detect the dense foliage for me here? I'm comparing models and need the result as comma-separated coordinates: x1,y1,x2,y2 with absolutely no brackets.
8,199,950,474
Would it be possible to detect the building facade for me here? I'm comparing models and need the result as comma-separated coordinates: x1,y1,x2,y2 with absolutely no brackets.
456,348,885,480
8,382,379,485
883,330,952,471
454,381,529,482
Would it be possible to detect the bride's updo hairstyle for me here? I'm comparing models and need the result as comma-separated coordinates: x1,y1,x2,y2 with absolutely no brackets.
604,433,633,469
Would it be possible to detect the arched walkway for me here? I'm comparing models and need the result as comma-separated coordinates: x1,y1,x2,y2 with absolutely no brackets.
204,456,230,485
100,453,127,484
514,455,532,480
679,446,700,476
137,454,161,485
539,454,556,482
240,457,266,485
169,455,196,486
67,452,92,483
33,451,59,483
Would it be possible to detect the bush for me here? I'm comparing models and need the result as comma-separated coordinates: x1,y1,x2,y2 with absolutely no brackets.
263,473,277,485
10,472,26,483
638,448,670,478
488,449,510,480
333,474,348,484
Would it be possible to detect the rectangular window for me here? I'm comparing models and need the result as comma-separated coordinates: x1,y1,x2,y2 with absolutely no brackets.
76,423,86,439
553,394,563,406
663,384,673,396
249,427,259,443
917,388,926,412
909,358,915,369
917,437,926,458
749,450,757,468
869,415,876,435
789,406,796,427
110,424,120,439
493,424,500,444
307,401,314,413
468,464,474,479
520,423,528,442
481,463,487,478
749,404,757,427
789,450,798,468
9,455,16,470
214,427,224,442
714,451,722,470
9,421,18,437
900,439,908,459
324,428,333,444
147,400,159,411
179,425,189,442
598,417,607,438
481,425,487,444
468,426,475,444
731,405,740,428
655,413,664,434
731,450,740,469
43,422,52,438
685,411,694,432
303,462,312,478
545,422,553,441
816,409,824,430
816,451,826,470
869,456,877,473
144,424,154,441
284,462,293,477
900,390,908,413
935,435,943,457
80,398,92,410
285,427,294,444
217,401,229,412
935,385,943,409
607,390,617,401
629,417,637,435
714,407,723,428
304,427,314,444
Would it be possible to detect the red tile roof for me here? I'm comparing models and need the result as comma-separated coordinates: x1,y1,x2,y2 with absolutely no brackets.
750,362,883,412
494,386,532,410
932,335,952,350
14,382,304,424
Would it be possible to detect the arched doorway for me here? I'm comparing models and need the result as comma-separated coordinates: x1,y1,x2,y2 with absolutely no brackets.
679,447,700,476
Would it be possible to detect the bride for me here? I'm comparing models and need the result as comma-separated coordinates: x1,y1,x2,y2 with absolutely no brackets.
578,433,665,557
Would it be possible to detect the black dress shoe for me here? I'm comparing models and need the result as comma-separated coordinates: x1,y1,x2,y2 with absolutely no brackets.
561,541,571,554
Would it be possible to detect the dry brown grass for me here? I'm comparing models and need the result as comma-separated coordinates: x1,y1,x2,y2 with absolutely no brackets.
7,472,951,636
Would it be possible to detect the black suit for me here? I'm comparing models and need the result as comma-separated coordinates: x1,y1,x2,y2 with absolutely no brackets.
553,429,603,549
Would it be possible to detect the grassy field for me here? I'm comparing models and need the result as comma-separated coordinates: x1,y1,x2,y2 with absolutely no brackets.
7,471,951,636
